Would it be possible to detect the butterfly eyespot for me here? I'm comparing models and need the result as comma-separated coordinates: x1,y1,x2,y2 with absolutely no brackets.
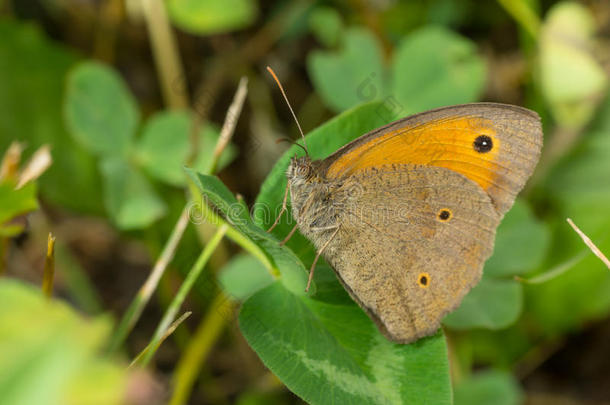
437,208,452,222
473,135,493,153
417,273,430,288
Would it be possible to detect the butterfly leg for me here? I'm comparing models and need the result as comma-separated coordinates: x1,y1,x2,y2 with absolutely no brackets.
280,224,298,246
267,183,290,232
306,225,340,292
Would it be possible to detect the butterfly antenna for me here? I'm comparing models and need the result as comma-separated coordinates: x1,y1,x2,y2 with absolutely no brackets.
276,137,308,154
266,66,309,156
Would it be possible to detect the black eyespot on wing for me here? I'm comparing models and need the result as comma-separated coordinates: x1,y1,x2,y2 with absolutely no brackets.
418,273,430,288
473,135,493,153
437,208,452,222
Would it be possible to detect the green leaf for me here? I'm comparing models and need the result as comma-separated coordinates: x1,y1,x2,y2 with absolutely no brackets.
65,61,139,157
307,28,386,112
539,2,607,129
186,170,308,295
167,0,257,35
0,181,38,228
0,20,102,213
392,26,486,114
219,254,274,301
454,370,523,405
0,279,126,405
485,200,551,277
308,6,344,47
240,282,452,405
443,278,523,330
135,110,236,186
100,157,166,230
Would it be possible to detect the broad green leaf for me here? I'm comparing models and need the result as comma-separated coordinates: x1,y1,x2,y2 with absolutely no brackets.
485,200,551,277
240,282,452,405
0,279,126,405
454,370,523,405
309,6,344,47
255,101,389,263
392,26,486,114
65,61,139,157
545,129,610,233
443,278,523,330
135,110,236,186
308,28,386,112
187,170,308,295
539,2,607,128
167,0,257,35
219,254,274,301
0,181,37,229
100,157,166,230
0,20,102,213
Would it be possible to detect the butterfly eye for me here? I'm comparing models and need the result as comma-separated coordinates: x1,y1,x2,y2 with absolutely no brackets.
473,135,493,153
417,273,430,288
437,208,452,222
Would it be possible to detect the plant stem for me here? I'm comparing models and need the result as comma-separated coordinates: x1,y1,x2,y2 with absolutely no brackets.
129,311,192,369
208,76,249,174
497,0,540,40
108,206,190,353
42,233,56,298
567,218,610,269
140,0,188,109
169,293,234,405
139,224,228,366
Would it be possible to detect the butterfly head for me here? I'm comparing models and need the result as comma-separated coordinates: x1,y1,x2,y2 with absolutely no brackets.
287,155,313,182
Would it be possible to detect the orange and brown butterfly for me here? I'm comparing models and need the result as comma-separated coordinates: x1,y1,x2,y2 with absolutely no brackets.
267,67,543,344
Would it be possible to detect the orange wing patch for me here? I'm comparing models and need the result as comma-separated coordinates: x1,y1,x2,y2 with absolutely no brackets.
326,117,501,194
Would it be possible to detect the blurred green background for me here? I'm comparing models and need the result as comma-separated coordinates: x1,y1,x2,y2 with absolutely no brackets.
1,0,610,404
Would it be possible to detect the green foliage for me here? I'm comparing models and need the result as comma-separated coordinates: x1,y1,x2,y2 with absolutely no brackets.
99,157,166,230
187,170,308,295
443,279,523,330
308,6,343,47
5,2,610,404
135,111,235,186
539,2,607,129
526,96,610,335
0,279,126,405
0,20,102,213
218,254,274,301
392,26,486,114
65,62,139,157
167,0,257,35
0,181,37,236
307,25,485,115
308,28,386,112
64,62,236,230
240,283,451,405
454,370,523,405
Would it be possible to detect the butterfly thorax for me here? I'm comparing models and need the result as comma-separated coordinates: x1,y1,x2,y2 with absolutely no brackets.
286,156,342,239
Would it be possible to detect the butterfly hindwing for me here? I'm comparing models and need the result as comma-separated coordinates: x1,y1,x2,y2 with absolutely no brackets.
321,165,500,343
